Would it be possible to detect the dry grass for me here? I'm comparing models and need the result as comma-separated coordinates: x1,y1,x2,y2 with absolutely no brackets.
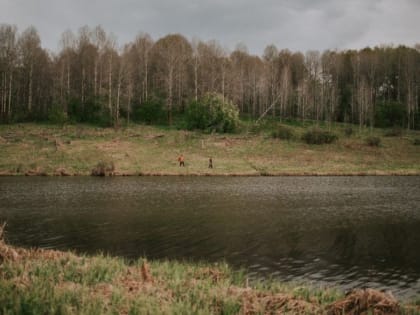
1,236,419,314
0,123,419,176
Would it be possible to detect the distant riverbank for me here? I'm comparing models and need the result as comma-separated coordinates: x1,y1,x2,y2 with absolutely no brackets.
0,123,419,176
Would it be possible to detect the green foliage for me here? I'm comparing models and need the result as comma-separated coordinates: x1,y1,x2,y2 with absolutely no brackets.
302,128,338,144
384,127,403,137
344,127,353,137
415,112,420,130
272,125,294,141
185,93,239,133
365,136,381,147
248,123,264,134
337,84,353,122
220,299,242,314
132,96,165,124
47,106,67,124
375,101,406,128
413,138,420,146
68,97,111,126
244,119,276,134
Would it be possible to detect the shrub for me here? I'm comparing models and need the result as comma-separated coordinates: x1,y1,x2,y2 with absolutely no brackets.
185,93,239,133
68,97,111,126
384,127,403,137
132,96,165,124
344,127,353,137
413,138,420,146
302,128,338,144
91,161,115,176
272,125,294,141
47,107,67,124
249,123,263,134
365,136,381,147
375,101,406,128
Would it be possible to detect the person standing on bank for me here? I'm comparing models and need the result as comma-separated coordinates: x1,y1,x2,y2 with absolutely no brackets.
178,154,185,167
208,157,213,169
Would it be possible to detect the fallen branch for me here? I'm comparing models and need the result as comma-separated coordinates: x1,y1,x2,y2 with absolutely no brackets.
255,94,281,124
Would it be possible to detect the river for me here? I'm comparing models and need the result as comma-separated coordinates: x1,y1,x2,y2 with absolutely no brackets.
1,176,419,299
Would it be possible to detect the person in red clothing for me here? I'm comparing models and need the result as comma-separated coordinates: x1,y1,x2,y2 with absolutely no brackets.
178,154,185,167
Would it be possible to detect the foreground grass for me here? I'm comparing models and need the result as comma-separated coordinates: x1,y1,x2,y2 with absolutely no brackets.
0,121,419,176
1,239,419,315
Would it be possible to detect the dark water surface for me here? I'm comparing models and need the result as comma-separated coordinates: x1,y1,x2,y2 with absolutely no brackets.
1,176,420,299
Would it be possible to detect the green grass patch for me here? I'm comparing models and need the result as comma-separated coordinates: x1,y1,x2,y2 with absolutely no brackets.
0,239,419,314
0,121,419,176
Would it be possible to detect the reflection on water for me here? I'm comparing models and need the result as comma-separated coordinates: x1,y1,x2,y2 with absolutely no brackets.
1,176,420,299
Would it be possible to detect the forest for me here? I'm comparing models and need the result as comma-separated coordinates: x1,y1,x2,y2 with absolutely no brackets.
0,24,419,129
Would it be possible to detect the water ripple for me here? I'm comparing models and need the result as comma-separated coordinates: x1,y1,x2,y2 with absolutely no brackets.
1,176,420,300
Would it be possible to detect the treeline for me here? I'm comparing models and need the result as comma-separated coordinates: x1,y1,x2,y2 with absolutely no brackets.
0,24,419,129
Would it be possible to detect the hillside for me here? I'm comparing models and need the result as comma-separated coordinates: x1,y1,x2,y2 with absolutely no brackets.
0,122,419,176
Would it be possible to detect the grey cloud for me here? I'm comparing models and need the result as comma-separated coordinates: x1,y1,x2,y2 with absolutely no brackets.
0,0,419,54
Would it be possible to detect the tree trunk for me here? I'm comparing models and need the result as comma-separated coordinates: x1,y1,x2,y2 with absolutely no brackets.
221,62,225,103
81,67,85,107
28,63,33,112
1,72,5,118
127,86,131,125
108,53,113,120
115,68,122,128
167,67,173,125
145,53,148,100
94,59,98,97
194,56,198,101
67,59,70,96
8,71,12,120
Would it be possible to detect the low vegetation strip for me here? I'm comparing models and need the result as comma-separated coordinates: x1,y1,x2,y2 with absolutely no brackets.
0,122,419,176
1,240,419,314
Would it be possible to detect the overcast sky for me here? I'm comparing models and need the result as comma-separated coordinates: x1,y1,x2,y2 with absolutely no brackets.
1,0,419,54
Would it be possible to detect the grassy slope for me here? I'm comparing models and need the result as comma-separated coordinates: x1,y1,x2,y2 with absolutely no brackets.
0,121,419,176
1,240,419,315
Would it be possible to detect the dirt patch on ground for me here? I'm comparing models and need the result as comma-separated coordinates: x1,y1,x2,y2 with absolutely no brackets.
54,167,72,176
24,167,48,176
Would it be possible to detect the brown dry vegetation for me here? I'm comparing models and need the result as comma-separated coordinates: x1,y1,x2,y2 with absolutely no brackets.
0,123,419,176
1,231,419,314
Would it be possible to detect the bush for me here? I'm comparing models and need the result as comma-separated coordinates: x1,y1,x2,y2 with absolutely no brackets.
375,101,406,128
413,138,420,145
47,107,67,124
91,161,115,176
132,96,165,124
272,125,294,141
68,97,111,126
365,136,381,147
302,128,338,144
185,93,239,133
344,127,353,137
384,127,403,137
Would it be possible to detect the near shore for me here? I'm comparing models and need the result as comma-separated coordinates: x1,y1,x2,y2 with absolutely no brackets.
1,235,418,314
0,122,419,176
